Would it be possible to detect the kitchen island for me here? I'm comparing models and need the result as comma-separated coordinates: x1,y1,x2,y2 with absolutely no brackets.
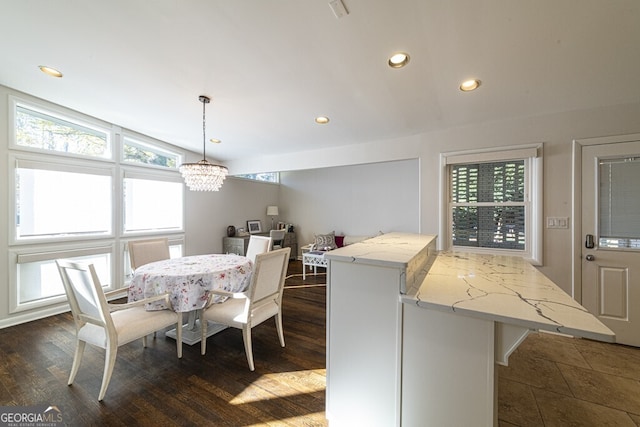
324,232,614,427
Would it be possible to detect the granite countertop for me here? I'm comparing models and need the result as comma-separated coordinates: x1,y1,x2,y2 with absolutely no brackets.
402,251,615,342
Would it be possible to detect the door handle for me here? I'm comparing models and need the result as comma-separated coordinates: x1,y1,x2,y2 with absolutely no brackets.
585,254,595,261
585,234,595,249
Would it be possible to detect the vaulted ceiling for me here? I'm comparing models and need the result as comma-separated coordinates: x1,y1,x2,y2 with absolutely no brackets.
2,0,639,162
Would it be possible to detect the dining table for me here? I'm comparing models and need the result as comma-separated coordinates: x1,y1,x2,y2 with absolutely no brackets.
128,253,253,345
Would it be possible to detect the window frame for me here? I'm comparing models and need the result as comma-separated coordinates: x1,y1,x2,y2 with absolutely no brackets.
8,95,187,315
439,143,543,265
9,95,114,160
121,131,183,170
121,166,185,236
9,152,116,245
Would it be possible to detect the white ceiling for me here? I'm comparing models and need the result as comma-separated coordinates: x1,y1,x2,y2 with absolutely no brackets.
1,0,639,162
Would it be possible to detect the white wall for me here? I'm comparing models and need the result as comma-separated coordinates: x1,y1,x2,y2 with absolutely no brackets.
183,174,280,256
3,79,640,326
231,101,640,295
280,159,420,250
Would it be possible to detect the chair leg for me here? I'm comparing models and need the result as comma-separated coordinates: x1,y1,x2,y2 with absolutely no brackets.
275,313,285,347
200,316,207,355
98,343,118,401
242,326,255,371
68,339,86,385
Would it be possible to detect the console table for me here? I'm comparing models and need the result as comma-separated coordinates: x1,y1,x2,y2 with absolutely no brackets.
223,232,297,260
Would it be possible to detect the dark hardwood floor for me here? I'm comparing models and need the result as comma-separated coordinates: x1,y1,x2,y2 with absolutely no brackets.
0,260,328,426
2,260,638,426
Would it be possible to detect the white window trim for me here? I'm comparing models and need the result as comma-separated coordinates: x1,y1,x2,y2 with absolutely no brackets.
120,130,184,170
439,143,543,265
7,94,187,323
9,152,117,245
9,95,115,161
121,165,185,236
9,243,115,314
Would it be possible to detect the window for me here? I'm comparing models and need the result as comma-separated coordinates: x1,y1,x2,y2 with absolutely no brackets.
14,249,112,311
440,144,543,264
9,97,185,313
123,170,183,233
235,172,279,183
14,104,111,158
13,157,113,241
122,136,181,168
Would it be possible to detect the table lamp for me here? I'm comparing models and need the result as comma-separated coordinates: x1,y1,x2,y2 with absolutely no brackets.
267,205,279,230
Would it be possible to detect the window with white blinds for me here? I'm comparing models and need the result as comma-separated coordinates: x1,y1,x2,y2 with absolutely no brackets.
441,144,543,264
599,157,640,249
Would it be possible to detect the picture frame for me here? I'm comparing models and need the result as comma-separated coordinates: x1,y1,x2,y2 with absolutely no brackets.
247,220,262,234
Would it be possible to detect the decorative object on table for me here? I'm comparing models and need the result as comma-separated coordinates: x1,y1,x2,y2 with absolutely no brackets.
128,237,170,272
236,227,249,236
226,225,236,237
277,221,286,230
56,259,182,401
200,247,291,371
266,205,279,230
245,235,272,262
269,229,286,250
247,220,262,234
179,95,228,191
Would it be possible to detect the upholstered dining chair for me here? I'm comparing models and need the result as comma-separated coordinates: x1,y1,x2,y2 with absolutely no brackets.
200,247,291,371
128,237,170,271
245,235,272,262
269,229,286,250
56,259,182,401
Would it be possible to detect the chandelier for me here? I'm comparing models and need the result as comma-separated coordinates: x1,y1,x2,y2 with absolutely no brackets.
179,95,228,191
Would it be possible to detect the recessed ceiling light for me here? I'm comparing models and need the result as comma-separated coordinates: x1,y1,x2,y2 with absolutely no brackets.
39,65,63,78
315,116,330,124
388,52,410,69
209,138,221,144
459,79,481,92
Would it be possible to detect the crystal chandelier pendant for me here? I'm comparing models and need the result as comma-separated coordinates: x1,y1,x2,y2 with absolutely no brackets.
179,95,228,191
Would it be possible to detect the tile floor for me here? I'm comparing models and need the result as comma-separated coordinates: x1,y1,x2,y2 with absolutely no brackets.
498,332,640,426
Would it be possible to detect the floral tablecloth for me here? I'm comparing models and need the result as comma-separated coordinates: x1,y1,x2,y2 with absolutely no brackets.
128,254,252,312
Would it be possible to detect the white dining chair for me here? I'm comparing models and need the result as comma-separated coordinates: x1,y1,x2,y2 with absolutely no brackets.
269,229,286,250
128,237,170,271
245,235,272,262
200,247,291,371
56,259,182,401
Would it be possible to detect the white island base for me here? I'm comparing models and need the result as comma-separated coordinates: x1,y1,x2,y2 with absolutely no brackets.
402,305,528,426
324,232,614,427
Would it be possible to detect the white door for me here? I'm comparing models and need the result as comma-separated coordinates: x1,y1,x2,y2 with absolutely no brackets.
582,139,640,347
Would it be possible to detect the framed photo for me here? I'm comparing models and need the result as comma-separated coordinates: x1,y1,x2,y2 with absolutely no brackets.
247,220,262,234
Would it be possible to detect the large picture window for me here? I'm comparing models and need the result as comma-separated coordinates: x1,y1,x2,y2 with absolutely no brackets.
14,158,113,241
9,97,186,313
123,170,183,233
440,144,543,264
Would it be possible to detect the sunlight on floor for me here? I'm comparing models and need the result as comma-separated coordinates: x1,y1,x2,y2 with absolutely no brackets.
229,369,327,405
